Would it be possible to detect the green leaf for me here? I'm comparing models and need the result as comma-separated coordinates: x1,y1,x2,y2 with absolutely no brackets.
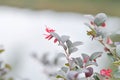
72,57,83,68
114,69,120,78
93,75,100,80
85,61,98,67
0,49,4,53
84,23,96,36
94,73,104,80
90,52,102,61
56,75,64,79
56,70,66,79
94,13,107,26
8,77,14,80
81,53,90,63
5,64,12,70
113,60,120,66
116,45,120,57
65,63,69,66
87,30,96,36
110,34,120,42
61,67,68,73
107,53,117,61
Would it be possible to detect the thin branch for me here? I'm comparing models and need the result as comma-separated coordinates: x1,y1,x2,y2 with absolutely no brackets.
98,40,120,61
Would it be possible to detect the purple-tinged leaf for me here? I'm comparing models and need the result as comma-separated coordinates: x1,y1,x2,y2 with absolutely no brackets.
94,13,107,26
90,52,102,61
85,67,93,78
81,53,90,63
66,71,79,80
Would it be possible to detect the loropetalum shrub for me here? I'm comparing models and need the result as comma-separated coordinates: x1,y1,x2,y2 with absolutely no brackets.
43,13,120,80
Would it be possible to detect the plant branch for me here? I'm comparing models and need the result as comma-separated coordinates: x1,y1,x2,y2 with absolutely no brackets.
64,49,72,70
98,40,120,61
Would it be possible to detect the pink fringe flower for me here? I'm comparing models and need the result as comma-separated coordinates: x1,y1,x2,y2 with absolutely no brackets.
44,27,58,43
100,69,112,78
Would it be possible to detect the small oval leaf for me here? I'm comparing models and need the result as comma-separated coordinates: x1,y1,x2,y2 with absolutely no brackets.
61,35,70,43
81,53,90,63
72,57,83,68
90,52,102,61
73,41,83,46
114,69,120,78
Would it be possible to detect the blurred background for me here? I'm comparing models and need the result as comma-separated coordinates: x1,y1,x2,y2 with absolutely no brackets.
0,0,120,80
0,0,120,16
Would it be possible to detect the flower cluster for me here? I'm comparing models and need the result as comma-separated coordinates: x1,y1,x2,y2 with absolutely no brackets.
44,27,58,43
100,69,112,79
85,13,113,45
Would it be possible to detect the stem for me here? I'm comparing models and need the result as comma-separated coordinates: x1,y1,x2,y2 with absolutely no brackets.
60,42,73,70
64,49,72,70
98,40,120,61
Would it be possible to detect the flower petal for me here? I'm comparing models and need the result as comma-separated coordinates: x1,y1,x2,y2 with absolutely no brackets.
45,27,55,33
54,38,58,43
101,22,106,27
106,37,113,44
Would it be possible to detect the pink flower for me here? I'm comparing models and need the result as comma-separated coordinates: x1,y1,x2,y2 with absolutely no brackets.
100,69,112,78
44,27,58,43
45,27,55,33
85,13,107,27
106,37,113,44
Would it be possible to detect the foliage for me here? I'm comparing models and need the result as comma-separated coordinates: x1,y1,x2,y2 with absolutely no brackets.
85,13,120,79
42,13,118,80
